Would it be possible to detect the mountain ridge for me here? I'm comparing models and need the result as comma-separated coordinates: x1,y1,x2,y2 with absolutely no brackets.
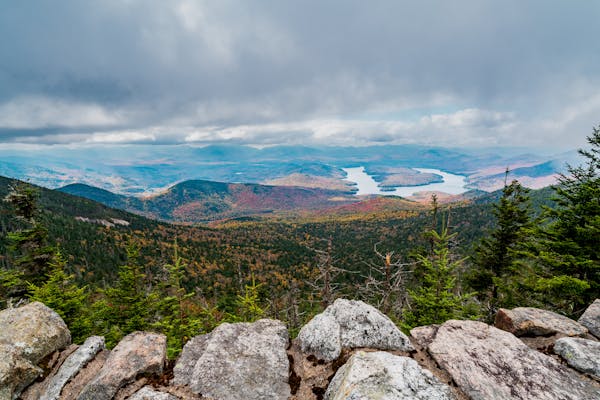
58,179,362,223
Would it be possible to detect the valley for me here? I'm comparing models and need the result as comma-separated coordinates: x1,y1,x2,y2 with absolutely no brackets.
0,144,571,200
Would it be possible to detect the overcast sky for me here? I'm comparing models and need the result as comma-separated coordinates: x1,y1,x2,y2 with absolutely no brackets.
1,1,599,150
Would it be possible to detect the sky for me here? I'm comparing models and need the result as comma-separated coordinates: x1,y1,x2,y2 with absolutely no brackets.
1,1,599,150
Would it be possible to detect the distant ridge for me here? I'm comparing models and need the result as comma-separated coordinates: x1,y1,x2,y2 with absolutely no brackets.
59,183,137,211
58,179,360,223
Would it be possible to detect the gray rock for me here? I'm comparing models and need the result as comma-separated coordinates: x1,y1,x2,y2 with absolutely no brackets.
171,335,210,387
579,299,600,338
77,332,166,400
0,346,42,400
555,337,600,378
296,312,341,362
324,351,455,400
129,386,179,400
415,319,600,400
39,336,105,400
176,319,290,400
0,302,71,399
59,349,109,400
495,307,588,337
297,299,413,362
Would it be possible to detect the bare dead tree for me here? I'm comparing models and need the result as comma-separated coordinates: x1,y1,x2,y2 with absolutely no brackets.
361,242,414,316
282,279,306,333
304,236,352,308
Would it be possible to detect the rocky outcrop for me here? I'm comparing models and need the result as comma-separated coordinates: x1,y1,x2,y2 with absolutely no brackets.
39,336,105,400
495,307,588,337
579,299,600,338
77,332,166,400
0,302,71,399
324,351,455,400
129,387,179,400
297,299,413,362
4,299,600,400
554,337,600,378
413,319,600,400
173,319,290,400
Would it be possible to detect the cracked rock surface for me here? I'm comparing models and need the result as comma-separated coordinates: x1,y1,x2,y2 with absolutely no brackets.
174,319,290,400
413,319,600,400
76,332,166,400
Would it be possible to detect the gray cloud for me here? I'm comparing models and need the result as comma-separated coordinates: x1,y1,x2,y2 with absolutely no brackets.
1,0,599,149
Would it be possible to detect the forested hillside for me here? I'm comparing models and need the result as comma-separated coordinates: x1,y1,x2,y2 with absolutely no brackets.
59,179,360,223
1,127,597,358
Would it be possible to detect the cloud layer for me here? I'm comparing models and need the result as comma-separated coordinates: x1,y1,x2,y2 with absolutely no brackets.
1,1,599,149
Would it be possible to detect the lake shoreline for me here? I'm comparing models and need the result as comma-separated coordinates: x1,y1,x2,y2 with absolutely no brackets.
342,166,468,197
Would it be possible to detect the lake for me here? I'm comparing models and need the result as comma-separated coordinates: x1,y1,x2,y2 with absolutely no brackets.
342,167,468,197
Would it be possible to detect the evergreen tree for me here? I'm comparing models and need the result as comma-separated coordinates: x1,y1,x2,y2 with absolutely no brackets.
153,240,200,359
94,240,155,347
226,275,267,323
404,216,473,328
524,126,600,315
3,183,54,290
469,172,533,319
28,248,91,342
0,268,24,308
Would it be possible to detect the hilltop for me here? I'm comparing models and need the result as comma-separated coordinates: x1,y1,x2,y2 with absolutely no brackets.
59,179,360,223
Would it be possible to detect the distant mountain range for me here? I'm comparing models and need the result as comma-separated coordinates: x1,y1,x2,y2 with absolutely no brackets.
58,180,363,223
0,144,579,197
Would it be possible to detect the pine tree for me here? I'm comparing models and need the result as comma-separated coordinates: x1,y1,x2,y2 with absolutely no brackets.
226,275,267,323
153,240,200,359
524,126,600,315
94,240,155,347
469,172,533,319
3,183,54,291
0,268,24,308
404,216,473,328
28,248,91,343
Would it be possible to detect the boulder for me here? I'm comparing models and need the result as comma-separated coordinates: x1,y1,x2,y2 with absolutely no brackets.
39,336,105,400
578,299,600,338
171,335,210,387
77,332,166,400
324,351,455,400
0,346,42,400
554,337,600,378
495,307,588,337
129,386,179,400
413,319,600,400
297,299,413,362
174,319,290,400
0,302,71,399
